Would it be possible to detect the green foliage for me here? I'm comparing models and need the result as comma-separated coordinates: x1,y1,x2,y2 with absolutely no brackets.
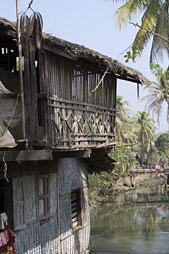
115,110,156,168
89,94,169,200
115,95,130,142
155,132,169,154
131,111,156,166
116,100,156,168
150,63,160,72
88,171,118,197
115,96,137,143
124,46,141,63
143,64,169,125
115,0,169,63
155,132,169,164
112,146,140,173
16,57,24,71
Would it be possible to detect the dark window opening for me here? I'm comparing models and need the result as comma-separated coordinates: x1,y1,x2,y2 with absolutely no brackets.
72,69,83,102
167,175,169,185
37,98,43,126
0,38,20,94
0,46,17,72
0,179,13,229
71,189,82,228
0,180,4,214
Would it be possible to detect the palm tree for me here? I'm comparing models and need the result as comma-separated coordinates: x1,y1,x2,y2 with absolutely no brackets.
115,96,129,143
133,111,155,167
115,96,137,143
116,0,169,63
143,65,169,125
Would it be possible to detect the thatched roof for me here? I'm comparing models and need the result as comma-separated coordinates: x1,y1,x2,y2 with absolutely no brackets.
0,16,150,85
0,17,16,36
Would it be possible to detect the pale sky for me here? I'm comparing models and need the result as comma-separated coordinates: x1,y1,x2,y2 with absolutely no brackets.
1,0,168,132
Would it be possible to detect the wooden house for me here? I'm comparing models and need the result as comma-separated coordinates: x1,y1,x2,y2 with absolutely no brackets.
0,17,149,254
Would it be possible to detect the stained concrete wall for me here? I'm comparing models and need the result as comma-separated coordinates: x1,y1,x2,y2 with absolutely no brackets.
118,170,167,188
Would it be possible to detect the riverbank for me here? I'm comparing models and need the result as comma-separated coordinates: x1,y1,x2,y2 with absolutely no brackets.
89,170,168,208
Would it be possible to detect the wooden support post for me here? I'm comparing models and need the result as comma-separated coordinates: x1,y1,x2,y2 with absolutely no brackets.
16,0,26,141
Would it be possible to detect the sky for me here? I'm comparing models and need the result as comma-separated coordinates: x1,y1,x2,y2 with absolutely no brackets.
1,0,169,132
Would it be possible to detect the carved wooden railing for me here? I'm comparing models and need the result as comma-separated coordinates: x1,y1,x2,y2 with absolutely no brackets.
48,97,116,150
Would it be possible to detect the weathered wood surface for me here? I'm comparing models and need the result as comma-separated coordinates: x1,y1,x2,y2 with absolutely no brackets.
48,97,115,149
0,94,17,98
0,150,53,161
44,51,116,151
53,149,91,158
10,158,90,254
0,42,116,152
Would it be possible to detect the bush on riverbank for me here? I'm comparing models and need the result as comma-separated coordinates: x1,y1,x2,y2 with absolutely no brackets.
88,147,138,203
88,170,127,205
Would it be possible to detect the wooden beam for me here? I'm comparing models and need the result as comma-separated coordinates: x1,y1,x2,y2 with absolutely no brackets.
0,94,17,99
48,96,116,112
52,149,91,158
0,150,53,161
43,44,76,61
115,74,141,84
0,30,16,38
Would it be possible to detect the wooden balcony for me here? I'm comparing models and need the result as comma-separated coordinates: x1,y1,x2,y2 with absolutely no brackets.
47,97,116,150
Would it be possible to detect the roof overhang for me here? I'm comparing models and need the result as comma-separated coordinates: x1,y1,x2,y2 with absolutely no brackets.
0,16,151,85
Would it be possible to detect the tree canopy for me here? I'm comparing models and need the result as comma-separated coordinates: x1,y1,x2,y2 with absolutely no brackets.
115,0,169,63
143,64,169,125
155,131,169,164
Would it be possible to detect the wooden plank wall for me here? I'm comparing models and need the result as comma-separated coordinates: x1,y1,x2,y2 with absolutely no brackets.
58,158,90,254
1,158,90,254
44,51,116,149
44,51,115,107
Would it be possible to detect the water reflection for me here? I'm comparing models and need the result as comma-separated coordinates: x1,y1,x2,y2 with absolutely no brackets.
124,185,168,204
91,188,169,254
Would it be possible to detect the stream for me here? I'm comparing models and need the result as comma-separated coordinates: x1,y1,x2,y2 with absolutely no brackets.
90,186,169,254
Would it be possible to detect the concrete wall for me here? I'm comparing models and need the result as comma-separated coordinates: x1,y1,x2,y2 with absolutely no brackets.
118,171,167,188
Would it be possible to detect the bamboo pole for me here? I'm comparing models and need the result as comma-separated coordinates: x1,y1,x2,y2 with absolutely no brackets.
16,0,26,141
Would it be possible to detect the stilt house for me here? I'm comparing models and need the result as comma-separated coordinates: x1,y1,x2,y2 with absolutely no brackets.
0,17,149,254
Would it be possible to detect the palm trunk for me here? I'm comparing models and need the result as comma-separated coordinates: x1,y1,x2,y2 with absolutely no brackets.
141,133,144,168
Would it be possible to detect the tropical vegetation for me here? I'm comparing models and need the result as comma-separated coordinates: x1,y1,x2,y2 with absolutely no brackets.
115,95,136,143
89,93,169,199
115,0,169,63
132,111,155,167
143,64,169,125
155,131,169,165
89,0,169,200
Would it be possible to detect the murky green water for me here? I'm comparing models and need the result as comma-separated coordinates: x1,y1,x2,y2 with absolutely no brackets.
91,188,169,254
